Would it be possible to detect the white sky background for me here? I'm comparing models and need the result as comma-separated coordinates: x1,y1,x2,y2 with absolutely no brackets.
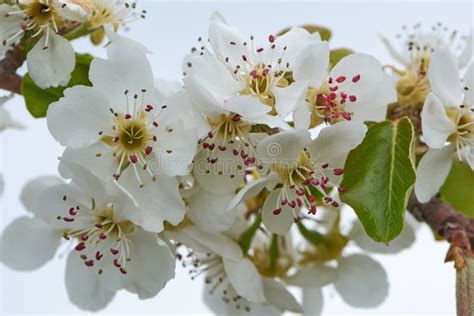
1,0,473,315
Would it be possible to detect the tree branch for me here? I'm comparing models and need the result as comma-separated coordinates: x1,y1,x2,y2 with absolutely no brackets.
407,193,474,269
0,46,26,94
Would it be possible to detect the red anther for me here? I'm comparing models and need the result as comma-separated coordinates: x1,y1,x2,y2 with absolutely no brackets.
341,112,352,120
328,77,333,84
218,145,226,151
242,55,248,62
75,243,86,251
113,136,120,142
129,155,138,163
153,121,159,127
69,207,77,216
232,114,242,122
20,22,28,30
95,223,103,228
289,201,296,208
321,177,329,184
281,199,288,206
63,217,75,222
99,233,107,240
336,76,346,83
240,151,248,159
309,206,317,215
310,178,319,186
269,35,275,43
333,168,344,176
95,251,103,261
114,259,122,268
332,110,340,119
145,104,154,112
340,92,347,99
321,183,327,192
110,248,119,255
202,142,209,149
119,267,128,274
328,93,337,100
125,114,132,119
145,146,153,155
208,131,214,138
308,195,316,203
349,95,357,102
321,163,329,169
296,188,305,196
324,196,333,203
338,186,347,193
84,260,94,267
329,85,339,92
208,144,215,150
152,135,157,142
256,47,264,53
81,233,89,241
210,158,218,164
246,157,256,165
250,70,258,78
232,149,239,156
331,201,340,208
262,68,270,76
273,208,282,215
352,74,361,82
324,115,331,123
296,199,302,207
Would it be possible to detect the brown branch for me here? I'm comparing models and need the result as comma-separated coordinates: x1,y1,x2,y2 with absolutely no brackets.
408,193,474,270
0,45,26,94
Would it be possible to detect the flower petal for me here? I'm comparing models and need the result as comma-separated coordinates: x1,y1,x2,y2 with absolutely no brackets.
428,50,463,106
334,254,388,307
414,145,454,203
293,101,311,130
257,129,311,164
273,81,309,118
302,288,324,316
65,252,116,311
262,278,303,313
227,176,277,212
262,189,295,235
223,258,265,303
0,5,25,59
463,62,473,106
308,121,367,166
20,176,63,214
27,31,75,88
1,217,61,271
293,42,330,88
421,93,456,148
458,32,472,69
286,265,338,288
47,86,113,148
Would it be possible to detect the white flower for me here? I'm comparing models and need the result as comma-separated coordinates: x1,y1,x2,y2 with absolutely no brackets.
47,37,197,232
292,42,396,128
0,0,79,88
227,122,367,235
0,93,23,131
1,164,176,311
164,224,302,315
381,23,472,69
414,50,473,203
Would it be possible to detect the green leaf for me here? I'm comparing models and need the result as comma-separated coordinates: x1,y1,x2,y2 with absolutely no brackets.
21,54,93,118
340,117,416,242
329,48,353,68
440,159,474,219
278,24,332,41
296,221,325,246
238,215,262,254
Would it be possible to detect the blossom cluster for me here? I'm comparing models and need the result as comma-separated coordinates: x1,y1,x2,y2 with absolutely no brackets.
0,4,472,315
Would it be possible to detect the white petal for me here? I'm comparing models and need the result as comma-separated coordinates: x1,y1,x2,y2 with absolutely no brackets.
273,81,309,118
104,26,149,54
308,121,367,166
458,32,472,69
262,278,303,313
286,265,338,288
193,146,245,195
463,62,473,105
349,217,416,254
257,129,311,164
262,189,295,235
293,101,311,130
227,176,276,212
1,217,60,271
302,288,324,316
65,252,116,311
0,5,25,59
188,187,236,233
421,93,456,148
272,27,320,68
27,31,75,88
225,95,270,121
428,50,463,106
89,46,154,108
293,42,330,88
119,167,186,232
47,86,113,148
20,176,63,213
334,254,388,307
224,258,265,303
56,0,90,22
414,146,454,203
121,229,175,299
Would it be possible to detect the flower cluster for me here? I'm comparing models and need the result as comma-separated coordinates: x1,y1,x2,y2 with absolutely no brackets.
1,9,472,316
